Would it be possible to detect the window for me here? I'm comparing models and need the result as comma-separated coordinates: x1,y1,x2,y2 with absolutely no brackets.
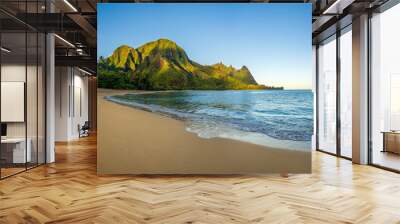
370,2,400,171
317,36,337,154
339,28,352,158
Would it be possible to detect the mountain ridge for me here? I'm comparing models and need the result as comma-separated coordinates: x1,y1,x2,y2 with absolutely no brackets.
98,38,283,90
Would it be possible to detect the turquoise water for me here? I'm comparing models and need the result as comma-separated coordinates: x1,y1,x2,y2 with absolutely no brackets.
106,90,313,150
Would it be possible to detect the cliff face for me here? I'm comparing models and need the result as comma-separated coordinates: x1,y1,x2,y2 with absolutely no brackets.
98,38,282,90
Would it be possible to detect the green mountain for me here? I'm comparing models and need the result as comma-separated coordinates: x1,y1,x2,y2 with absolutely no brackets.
98,38,283,90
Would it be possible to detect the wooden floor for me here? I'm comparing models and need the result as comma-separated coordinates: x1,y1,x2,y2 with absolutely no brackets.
0,135,400,223
0,167,26,178
372,150,400,171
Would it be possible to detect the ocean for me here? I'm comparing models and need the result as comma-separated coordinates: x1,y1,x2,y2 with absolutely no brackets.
106,90,314,151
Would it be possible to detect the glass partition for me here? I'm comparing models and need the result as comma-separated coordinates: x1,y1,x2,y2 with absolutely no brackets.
370,3,400,171
339,27,352,158
317,35,337,154
0,31,28,177
0,1,46,179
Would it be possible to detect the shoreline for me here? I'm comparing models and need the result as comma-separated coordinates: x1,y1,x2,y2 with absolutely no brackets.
104,90,311,151
98,88,311,174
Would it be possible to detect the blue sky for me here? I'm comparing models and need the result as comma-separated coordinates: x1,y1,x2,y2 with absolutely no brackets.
98,3,312,89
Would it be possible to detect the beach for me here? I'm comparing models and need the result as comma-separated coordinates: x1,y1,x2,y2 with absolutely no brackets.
97,89,311,174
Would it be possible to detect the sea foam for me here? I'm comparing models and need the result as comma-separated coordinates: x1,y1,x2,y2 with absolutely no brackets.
105,90,313,151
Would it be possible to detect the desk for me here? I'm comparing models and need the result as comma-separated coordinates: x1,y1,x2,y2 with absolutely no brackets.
1,138,31,163
382,131,400,154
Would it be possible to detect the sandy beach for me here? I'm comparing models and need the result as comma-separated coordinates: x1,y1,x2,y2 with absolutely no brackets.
97,89,311,174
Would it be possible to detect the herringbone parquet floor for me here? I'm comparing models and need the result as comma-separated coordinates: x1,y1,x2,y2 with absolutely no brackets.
1,134,400,224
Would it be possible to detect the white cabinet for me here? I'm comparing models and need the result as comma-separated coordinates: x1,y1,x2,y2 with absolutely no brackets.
1,138,32,163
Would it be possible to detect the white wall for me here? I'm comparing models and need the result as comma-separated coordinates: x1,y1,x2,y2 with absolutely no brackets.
71,72,89,138
1,64,25,81
1,63,46,164
1,64,41,138
1,64,26,138
55,67,89,141
55,67,70,141
1,82,25,122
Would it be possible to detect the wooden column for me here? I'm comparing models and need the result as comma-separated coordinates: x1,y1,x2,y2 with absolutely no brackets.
352,14,369,164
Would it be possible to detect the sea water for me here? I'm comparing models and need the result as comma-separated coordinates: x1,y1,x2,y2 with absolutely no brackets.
106,90,313,151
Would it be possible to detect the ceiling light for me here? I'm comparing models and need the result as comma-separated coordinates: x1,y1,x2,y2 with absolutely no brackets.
78,67,92,76
1,47,11,53
63,0,78,12
54,34,75,48
322,0,354,15
76,48,85,55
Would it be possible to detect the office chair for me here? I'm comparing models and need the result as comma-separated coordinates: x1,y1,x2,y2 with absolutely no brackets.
79,121,90,138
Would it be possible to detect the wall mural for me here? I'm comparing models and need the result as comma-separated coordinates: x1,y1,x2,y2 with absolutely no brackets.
97,3,313,174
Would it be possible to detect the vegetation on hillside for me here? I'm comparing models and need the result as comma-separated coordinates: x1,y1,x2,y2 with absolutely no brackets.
98,38,283,90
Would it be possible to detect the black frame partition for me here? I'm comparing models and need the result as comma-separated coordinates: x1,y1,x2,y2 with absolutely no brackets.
336,29,341,159
315,24,353,161
367,0,400,173
315,0,400,173
338,24,353,159
315,33,338,157
0,1,47,180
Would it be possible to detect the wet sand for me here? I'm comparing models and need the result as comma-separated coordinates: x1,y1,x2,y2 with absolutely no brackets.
97,89,311,174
